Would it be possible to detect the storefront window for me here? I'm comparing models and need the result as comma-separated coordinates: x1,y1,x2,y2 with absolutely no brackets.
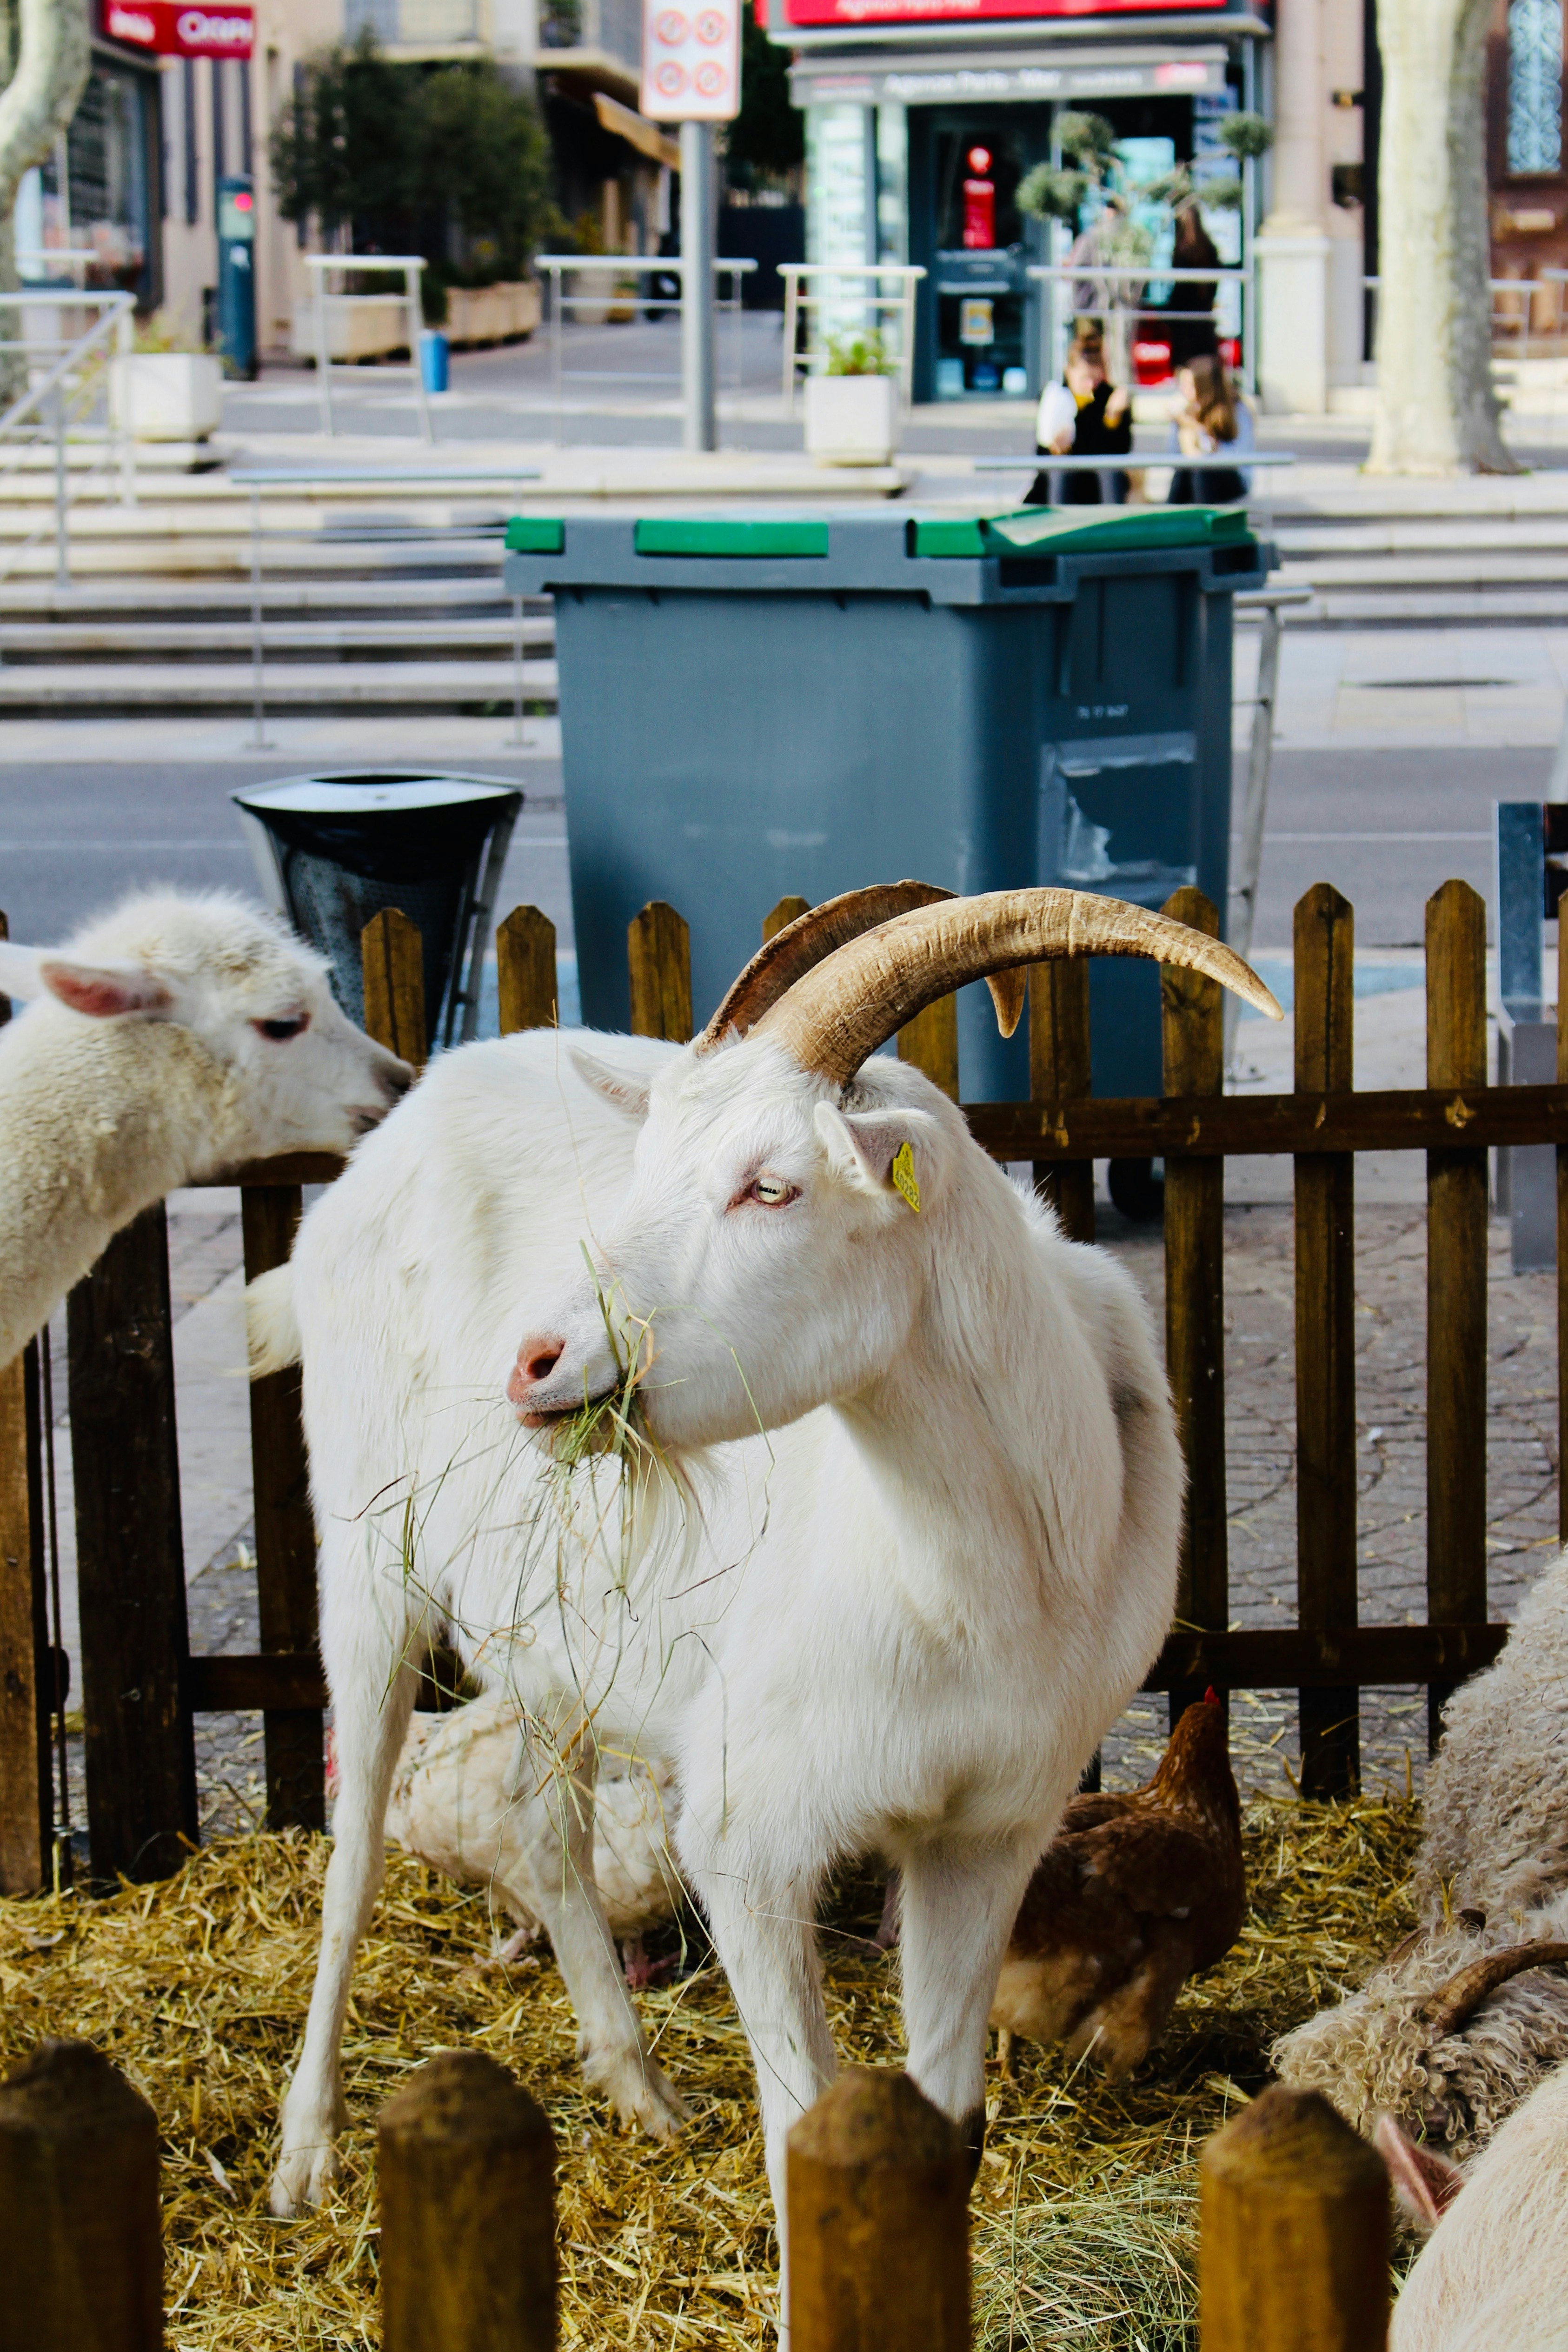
1508,0,1563,176
67,66,150,291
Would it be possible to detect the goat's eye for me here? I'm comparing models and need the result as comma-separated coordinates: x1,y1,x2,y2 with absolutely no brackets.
254,1013,311,1043
749,1175,796,1207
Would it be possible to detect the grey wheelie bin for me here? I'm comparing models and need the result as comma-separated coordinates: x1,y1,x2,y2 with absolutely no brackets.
505,506,1271,1102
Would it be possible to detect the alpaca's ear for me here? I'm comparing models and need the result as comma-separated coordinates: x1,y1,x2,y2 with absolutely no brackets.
37,957,175,1021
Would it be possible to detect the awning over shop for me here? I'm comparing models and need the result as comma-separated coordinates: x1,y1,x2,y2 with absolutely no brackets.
788,43,1229,106
592,91,682,170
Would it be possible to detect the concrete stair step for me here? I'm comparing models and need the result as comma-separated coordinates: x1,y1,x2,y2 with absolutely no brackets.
1285,552,1568,587
0,577,526,615
0,658,558,710
0,617,554,657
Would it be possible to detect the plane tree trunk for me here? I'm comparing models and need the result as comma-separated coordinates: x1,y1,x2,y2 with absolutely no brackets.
0,0,92,408
1368,0,1515,474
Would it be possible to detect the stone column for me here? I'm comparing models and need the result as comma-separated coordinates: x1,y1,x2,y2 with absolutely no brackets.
1255,0,1332,412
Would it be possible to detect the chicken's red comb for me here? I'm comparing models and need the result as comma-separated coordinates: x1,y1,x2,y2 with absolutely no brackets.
1203,1686,1220,1706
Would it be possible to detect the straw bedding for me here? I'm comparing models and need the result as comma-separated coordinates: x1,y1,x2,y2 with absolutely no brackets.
0,1757,1418,2352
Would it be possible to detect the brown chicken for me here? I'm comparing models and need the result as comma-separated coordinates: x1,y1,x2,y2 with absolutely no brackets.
990,1691,1245,2078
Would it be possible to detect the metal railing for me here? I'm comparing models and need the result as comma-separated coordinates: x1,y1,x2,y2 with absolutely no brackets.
780,264,926,411
971,447,1296,533
305,253,432,441
532,254,756,446
0,289,137,589
228,465,541,748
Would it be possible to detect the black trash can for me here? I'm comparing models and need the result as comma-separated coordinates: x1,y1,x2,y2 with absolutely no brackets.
504,506,1270,1101
233,771,522,1046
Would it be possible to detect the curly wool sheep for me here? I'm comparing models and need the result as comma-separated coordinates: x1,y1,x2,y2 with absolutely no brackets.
0,890,410,1369
1274,1549,1568,2157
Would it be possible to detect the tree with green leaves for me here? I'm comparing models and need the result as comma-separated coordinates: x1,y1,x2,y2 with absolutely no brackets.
270,34,553,302
722,6,804,190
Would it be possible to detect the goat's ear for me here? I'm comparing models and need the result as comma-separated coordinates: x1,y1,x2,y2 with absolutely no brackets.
1373,2113,1464,2233
0,942,45,1003
570,1048,651,1123
815,1102,945,1210
37,957,175,1021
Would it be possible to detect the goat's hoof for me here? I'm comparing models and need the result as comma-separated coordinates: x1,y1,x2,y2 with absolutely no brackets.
583,2043,692,2138
270,2135,340,2216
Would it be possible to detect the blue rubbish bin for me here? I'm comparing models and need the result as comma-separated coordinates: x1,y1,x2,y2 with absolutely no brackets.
505,506,1271,1100
419,330,450,394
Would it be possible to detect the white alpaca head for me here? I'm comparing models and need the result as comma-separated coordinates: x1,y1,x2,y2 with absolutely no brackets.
0,890,412,1159
506,1036,972,1448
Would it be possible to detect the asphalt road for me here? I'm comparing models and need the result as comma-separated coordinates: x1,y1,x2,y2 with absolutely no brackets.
0,744,1542,960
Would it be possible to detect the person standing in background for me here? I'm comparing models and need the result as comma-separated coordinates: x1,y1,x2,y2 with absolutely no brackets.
1163,202,1221,372
1025,322,1133,506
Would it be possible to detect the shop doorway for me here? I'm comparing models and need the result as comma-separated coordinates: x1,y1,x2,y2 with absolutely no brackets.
909,106,1051,404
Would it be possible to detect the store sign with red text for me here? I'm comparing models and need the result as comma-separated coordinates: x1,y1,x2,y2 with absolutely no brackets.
100,0,254,58
780,0,1225,27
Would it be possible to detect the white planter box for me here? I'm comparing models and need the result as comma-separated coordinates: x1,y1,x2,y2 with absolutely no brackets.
803,372,899,465
109,352,223,441
445,280,541,346
290,296,410,363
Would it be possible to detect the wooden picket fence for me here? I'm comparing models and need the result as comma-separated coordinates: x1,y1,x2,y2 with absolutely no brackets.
3,2040,1390,2352
0,874,1563,1891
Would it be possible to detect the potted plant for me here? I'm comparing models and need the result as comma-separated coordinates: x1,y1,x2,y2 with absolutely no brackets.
109,312,223,441
804,332,899,465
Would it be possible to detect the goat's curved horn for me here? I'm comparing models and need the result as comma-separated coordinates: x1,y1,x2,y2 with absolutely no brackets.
750,888,1283,1087
1419,1941,1568,2040
698,883,1025,1055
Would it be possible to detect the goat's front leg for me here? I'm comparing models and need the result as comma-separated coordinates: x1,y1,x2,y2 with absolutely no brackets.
897,1835,1040,2174
685,1843,836,2287
272,1629,417,2216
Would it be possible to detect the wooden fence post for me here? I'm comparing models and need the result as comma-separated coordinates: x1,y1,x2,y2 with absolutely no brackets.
361,908,428,1072
0,2039,164,2352
764,894,811,943
497,906,558,1034
1161,887,1228,1732
1200,2085,1389,2352
628,901,692,1042
1294,884,1360,1797
787,2069,970,2352
68,1204,196,1883
1426,879,1488,1754
243,1184,322,1832
0,922,53,1894
1029,960,1094,1242
379,2051,557,2352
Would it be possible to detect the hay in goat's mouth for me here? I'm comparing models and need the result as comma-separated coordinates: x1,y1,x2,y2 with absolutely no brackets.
0,1776,1419,2350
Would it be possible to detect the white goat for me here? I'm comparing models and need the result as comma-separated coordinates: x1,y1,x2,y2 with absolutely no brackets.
0,889,411,1369
257,884,1276,2275
1378,2064,1568,2351
1275,1550,1568,2156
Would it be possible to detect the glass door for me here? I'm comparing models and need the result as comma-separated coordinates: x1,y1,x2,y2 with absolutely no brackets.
929,110,1044,400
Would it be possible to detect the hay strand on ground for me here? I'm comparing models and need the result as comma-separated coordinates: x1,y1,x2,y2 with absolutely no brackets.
0,1792,1419,2350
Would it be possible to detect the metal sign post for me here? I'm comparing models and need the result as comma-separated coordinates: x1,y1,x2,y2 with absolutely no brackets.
643,0,740,454
680,122,717,451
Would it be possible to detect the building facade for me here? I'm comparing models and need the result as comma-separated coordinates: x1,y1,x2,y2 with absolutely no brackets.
770,0,1381,412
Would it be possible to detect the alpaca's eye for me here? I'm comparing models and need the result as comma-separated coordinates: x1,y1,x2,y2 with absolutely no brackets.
254,1014,310,1043
751,1175,795,1207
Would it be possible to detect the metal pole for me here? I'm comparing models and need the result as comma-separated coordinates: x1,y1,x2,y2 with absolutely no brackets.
408,264,434,443
552,264,563,448
680,120,716,452
52,387,68,589
510,594,526,749
115,299,136,506
1226,598,1284,1066
249,485,270,750
315,266,333,437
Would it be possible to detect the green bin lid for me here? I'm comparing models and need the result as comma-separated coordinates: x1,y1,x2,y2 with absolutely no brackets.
633,518,830,558
505,517,565,553
980,506,1255,555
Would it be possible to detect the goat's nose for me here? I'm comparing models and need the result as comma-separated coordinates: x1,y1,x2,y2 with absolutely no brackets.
508,1336,565,1407
381,1056,416,1101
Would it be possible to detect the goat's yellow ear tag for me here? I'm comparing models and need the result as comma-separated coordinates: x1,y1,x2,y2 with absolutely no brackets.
890,1140,921,1213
